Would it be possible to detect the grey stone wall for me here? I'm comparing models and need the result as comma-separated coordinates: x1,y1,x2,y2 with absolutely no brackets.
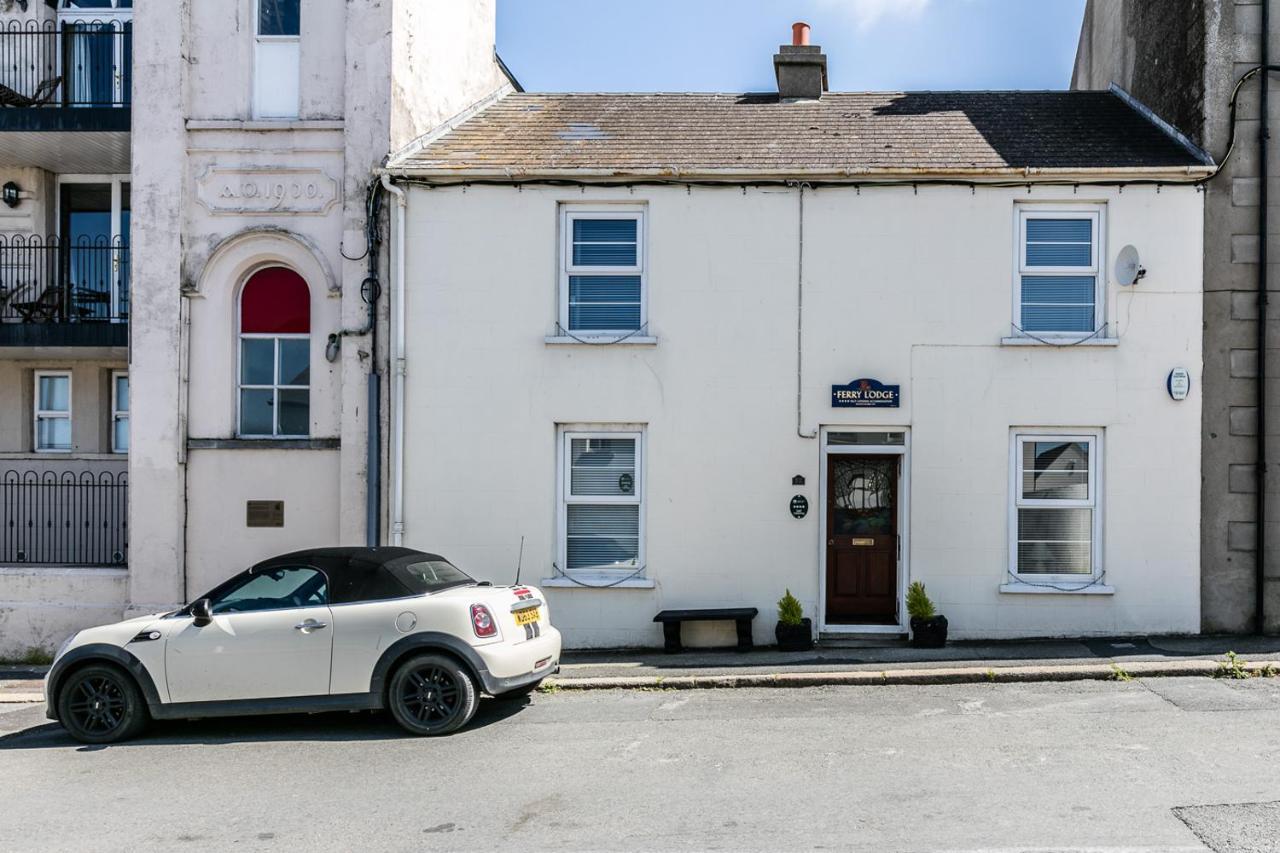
1074,0,1280,633
1071,0,1206,145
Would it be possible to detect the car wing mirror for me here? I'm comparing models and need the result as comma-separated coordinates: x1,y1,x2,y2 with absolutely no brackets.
191,598,213,627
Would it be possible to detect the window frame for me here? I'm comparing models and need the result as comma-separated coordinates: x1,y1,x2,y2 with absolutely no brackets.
556,426,646,581
1013,205,1106,339
110,369,128,454
59,1,133,9
236,332,310,439
252,0,301,119
558,205,647,337
204,565,329,615
254,0,300,37
1008,429,1104,583
33,370,73,454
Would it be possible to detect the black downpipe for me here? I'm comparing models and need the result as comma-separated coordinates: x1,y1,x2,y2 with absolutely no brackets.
1259,0,1270,635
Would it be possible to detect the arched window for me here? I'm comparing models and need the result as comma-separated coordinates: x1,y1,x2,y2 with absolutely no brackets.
238,266,309,437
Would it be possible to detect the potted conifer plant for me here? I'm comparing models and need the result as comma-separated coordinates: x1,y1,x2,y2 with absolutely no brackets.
775,589,813,652
907,581,948,648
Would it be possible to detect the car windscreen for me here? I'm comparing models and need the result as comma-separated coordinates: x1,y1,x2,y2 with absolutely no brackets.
383,558,474,594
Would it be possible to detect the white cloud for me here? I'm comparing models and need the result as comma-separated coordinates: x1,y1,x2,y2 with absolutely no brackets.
816,0,931,31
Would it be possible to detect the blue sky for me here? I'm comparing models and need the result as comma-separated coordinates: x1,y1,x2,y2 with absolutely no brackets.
496,0,1087,93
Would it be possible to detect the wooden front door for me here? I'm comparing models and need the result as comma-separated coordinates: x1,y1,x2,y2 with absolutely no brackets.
825,454,899,624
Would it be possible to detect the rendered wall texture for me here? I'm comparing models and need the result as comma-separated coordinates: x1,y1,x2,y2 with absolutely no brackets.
398,183,1204,648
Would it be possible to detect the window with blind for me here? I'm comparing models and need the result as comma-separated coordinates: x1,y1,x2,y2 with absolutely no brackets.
559,430,644,576
1016,207,1104,336
560,207,646,336
1011,432,1102,578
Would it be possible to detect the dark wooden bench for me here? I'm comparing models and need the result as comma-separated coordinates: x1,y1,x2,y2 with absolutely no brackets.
653,607,758,653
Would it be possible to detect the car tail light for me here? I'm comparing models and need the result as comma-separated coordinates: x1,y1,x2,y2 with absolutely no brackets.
471,604,497,638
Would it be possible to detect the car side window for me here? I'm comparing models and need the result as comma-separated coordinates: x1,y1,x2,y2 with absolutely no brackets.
209,567,328,614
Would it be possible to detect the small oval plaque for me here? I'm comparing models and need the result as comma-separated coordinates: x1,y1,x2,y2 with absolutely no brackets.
1167,367,1190,401
790,495,809,519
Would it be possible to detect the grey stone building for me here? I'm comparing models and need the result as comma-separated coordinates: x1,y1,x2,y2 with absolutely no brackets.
1074,0,1278,633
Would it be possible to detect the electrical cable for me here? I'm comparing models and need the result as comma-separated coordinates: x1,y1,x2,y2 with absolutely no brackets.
552,321,650,345
1007,322,1109,347
551,562,648,588
1005,569,1108,593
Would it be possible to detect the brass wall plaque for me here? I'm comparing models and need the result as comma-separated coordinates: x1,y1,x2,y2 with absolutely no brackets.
246,500,284,528
851,537,875,546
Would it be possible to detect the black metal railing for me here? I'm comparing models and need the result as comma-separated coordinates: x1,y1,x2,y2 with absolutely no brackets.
0,235,129,324
0,20,131,108
1,468,127,566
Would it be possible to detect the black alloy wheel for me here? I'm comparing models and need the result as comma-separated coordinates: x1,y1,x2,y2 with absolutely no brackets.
387,653,478,736
57,664,148,744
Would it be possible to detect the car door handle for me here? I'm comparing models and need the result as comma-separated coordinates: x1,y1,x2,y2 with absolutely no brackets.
294,619,328,633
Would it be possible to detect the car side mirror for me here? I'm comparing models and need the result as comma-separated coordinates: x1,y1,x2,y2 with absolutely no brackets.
191,598,213,627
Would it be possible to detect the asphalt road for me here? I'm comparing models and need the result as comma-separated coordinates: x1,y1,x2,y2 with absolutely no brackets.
2,677,1279,853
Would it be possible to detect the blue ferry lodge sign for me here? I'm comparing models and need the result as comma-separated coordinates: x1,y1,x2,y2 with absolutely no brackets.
832,378,900,408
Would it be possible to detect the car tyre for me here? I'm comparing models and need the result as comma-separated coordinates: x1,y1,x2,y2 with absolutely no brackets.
387,653,478,736
56,663,149,744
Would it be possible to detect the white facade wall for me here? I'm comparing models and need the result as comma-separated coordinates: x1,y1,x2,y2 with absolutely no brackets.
0,0,512,653
397,182,1203,648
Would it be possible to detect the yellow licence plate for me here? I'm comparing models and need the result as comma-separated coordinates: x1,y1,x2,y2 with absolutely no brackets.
514,607,540,626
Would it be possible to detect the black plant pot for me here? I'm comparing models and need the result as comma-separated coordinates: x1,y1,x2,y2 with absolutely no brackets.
775,618,813,652
910,615,948,648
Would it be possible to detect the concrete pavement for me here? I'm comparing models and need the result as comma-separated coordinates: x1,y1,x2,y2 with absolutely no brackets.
2,677,1279,851
549,635,1280,688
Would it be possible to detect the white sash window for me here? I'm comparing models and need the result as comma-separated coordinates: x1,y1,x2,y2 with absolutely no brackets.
1009,431,1103,581
557,428,645,581
1014,206,1105,339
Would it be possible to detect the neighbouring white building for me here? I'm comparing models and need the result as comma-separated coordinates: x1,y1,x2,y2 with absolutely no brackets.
380,34,1211,647
0,0,516,655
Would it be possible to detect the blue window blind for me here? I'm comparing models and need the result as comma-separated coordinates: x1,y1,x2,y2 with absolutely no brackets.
568,275,642,331
1020,276,1095,332
1025,219,1092,266
572,219,637,266
566,215,642,332
1021,216,1096,333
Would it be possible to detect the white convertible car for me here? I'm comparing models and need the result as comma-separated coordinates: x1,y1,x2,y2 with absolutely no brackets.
44,547,561,743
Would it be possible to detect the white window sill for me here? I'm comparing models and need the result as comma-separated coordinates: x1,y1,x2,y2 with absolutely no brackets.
544,335,658,346
999,580,1115,595
540,576,656,589
1000,336,1118,347
186,119,344,131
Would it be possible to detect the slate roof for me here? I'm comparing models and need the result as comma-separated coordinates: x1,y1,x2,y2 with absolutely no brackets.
390,91,1211,178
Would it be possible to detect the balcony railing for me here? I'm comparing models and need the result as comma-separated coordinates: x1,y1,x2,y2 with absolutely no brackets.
0,234,129,326
0,20,131,108
1,468,128,567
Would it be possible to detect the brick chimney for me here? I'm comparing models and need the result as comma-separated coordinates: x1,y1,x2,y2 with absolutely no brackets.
774,22,828,101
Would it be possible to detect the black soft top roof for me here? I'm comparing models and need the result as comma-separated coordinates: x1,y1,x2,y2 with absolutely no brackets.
249,547,467,604
252,546,449,575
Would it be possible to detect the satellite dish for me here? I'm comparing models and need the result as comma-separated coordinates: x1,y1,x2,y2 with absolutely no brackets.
1115,245,1146,286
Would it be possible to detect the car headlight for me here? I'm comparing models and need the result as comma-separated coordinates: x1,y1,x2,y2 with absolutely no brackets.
54,632,78,663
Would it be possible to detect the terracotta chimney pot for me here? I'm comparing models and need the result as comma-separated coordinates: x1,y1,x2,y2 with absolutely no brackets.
792,21,811,46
